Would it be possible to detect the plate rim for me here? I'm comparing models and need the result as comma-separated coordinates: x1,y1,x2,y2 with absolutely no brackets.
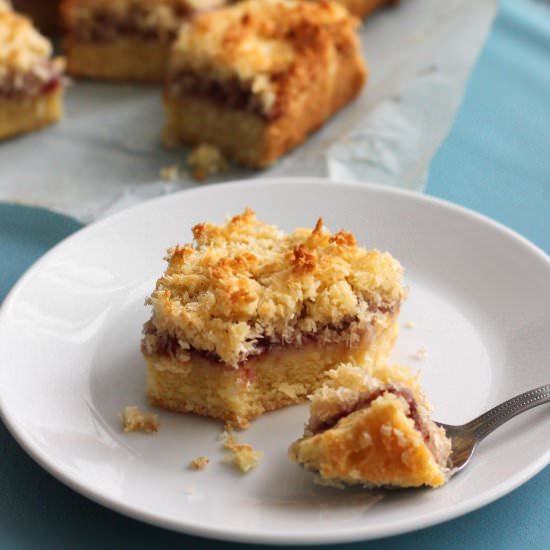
1,177,549,545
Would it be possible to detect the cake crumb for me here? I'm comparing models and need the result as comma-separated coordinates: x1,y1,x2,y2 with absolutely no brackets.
120,406,159,433
159,164,180,181
184,486,194,495
187,144,228,181
222,430,263,473
188,456,210,470
410,348,427,361
404,320,416,329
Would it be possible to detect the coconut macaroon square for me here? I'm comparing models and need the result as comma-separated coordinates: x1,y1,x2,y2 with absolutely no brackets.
60,0,227,81
163,0,367,167
141,209,405,428
0,2,64,139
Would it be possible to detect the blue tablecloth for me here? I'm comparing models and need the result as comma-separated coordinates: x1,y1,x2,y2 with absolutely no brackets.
1,0,549,547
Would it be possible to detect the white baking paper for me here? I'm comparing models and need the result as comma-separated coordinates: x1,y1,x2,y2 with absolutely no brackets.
0,0,497,223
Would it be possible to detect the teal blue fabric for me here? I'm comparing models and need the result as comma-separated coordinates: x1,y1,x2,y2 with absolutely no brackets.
426,0,550,253
1,0,549,546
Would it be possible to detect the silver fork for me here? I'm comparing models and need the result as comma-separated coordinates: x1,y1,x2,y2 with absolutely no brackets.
437,384,550,473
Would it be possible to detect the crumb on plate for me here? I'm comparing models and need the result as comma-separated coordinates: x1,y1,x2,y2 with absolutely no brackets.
222,429,263,473
159,164,180,181
410,348,427,361
404,320,416,329
120,405,159,433
186,143,228,181
189,456,210,470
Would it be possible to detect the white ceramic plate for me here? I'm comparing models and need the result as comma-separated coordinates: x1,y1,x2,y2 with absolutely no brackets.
1,179,549,545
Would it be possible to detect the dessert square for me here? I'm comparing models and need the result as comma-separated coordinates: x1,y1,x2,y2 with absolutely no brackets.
141,209,405,427
289,364,451,488
163,0,367,167
0,3,64,139
60,0,227,81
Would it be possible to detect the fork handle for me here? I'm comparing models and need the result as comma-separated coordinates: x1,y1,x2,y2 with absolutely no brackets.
465,384,550,442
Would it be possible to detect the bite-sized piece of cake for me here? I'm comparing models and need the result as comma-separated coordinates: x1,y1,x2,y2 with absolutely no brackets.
188,455,209,470
289,364,451,488
120,405,159,433
163,0,367,167
336,0,398,19
141,209,405,428
60,0,227,81
0,3,64,139
222,430,263,473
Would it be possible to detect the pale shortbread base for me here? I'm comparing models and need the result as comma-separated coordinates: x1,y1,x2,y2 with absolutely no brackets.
0,89,62,140
64,38,171,81
146,322,398,428
289,393,448,488
162,46,366,167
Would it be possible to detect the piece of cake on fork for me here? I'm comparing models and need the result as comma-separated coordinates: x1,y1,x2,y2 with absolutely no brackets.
163,0,367,167
60,0,227,81
141,209,405,428
0,1,65,139
289,363,451,488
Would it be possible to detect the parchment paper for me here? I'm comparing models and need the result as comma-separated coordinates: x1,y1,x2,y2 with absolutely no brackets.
0,0,497,223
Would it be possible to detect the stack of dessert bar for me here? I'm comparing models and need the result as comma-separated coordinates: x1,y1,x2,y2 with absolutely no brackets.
58,0,398,165
2,0,401,161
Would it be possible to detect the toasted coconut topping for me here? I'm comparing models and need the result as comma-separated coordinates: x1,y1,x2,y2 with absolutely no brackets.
168,0,363,118
142,209,405,367
0,6,52,75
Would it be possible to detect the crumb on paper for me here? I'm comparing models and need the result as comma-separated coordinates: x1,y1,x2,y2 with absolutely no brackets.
120,406,159,433
222,429,263,473
187,144,228,182
404,320,416,329
159,164,180,181
189,456,210,470
410,348,427,361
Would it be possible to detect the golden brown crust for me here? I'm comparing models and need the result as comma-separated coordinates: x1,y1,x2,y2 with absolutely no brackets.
63,37,172,81
143,209,404,367
0,88,62,139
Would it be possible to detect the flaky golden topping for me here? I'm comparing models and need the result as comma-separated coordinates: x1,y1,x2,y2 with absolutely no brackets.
0,6,52,74
145,209,405,367
169,0,362,115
